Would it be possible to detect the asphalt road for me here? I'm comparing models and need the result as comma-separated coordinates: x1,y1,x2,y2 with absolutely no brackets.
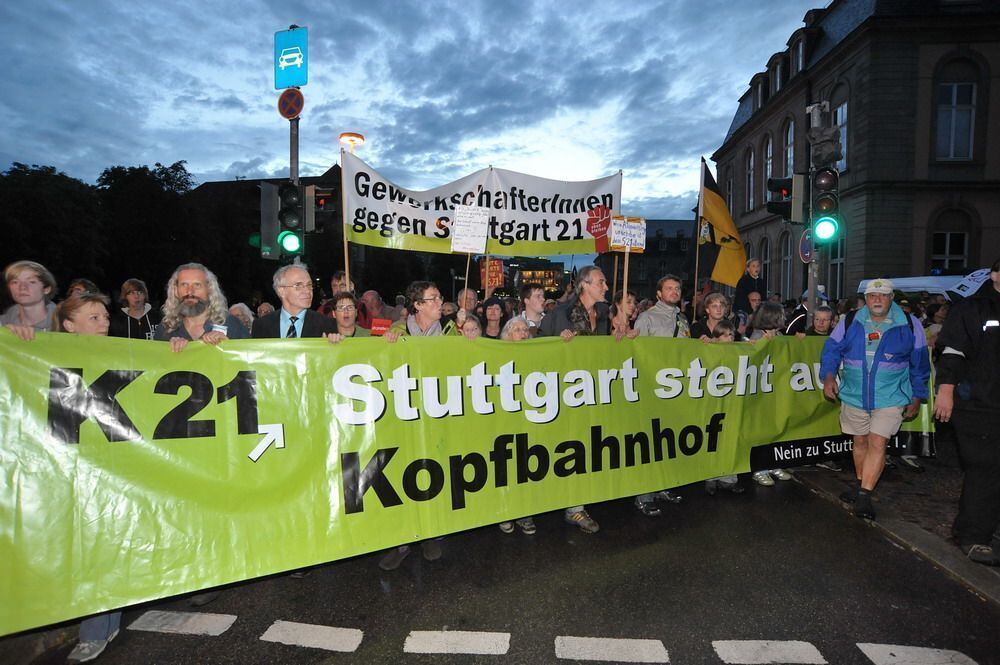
34,477,1000,664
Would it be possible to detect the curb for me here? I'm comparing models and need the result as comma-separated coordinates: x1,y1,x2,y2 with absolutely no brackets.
794,469,1000,606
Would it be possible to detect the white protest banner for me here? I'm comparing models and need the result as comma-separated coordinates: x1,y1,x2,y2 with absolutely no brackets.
451,205,490,254
342,151,622,255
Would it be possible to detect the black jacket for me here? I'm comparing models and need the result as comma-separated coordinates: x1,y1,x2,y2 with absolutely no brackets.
935,282,1000,412
537,297,611,337
251,309,337,339
109,307,160,340
734,273,765,314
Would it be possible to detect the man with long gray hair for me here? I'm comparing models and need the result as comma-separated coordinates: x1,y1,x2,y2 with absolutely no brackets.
154,262,249,352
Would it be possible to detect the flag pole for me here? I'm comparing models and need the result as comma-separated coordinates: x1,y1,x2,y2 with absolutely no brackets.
693,158,706,305
341,147,355,290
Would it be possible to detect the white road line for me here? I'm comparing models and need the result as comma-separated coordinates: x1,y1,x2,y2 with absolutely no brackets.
712,640,826,664
554,636,670,663
403,630,511,655
127,610,237,636
857,643,978,665
259,620,363,652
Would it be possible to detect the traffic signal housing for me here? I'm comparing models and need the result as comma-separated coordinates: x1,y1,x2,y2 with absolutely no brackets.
312,184,341,233
766,175,805,223
277,181,305,256
811,167,840,244
259,182,279,259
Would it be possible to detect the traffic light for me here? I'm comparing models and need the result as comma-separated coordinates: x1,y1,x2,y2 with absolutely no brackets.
811,167,840,244
259,182,279,260
277,181,304,255
766,175,805,223
312,184,341,233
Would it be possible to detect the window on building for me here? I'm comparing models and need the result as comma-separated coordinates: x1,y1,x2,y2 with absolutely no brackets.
680,239,689,253
937,82,976,160
932,231,968,270
775,62,783,92
745,150,755,211
796,40,804,73
934,56,982,161
744,242,752,263
779,231,793,297
763,136,773,203
784,120,794,176
759,237,771,294
659,237,667,251
827,235,846,300
833,101,848,171
930,208,975,270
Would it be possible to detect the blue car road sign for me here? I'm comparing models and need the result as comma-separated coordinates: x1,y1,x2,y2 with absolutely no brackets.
274,27,308,89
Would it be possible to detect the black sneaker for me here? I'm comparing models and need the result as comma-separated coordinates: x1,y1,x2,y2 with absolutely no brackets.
854,492,875,520
839,486,859,503
634,498,662,517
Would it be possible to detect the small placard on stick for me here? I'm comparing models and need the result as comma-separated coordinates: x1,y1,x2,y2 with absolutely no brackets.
610,216,646,252
451,205,490,254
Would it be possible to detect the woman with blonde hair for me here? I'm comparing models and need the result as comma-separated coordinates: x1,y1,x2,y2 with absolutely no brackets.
1,260,58,338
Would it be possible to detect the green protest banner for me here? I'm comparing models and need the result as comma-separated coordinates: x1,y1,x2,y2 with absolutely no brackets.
0,331,930,635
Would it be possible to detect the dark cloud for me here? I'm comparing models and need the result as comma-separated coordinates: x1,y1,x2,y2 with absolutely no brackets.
1,0,818,216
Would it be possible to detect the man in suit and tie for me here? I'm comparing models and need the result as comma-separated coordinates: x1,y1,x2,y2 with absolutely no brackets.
252,264,337,339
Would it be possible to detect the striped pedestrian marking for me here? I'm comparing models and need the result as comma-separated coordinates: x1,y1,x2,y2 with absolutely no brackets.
259,620,363,652
403,630,510,655
127,610,237,636
857,643,978,665
554,636,669,663
712,640,827,664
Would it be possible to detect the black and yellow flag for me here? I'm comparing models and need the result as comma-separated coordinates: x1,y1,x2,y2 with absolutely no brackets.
698,158,746,286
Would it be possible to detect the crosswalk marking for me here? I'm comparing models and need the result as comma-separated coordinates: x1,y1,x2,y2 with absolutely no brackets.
259,620,363,652
712,640,827,664
857,643,978,665
118,615,982,665
127,610,237,636
554,636,670,663
403,630,511,655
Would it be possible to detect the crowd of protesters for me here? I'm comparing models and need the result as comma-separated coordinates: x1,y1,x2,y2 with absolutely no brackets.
4,256,999,662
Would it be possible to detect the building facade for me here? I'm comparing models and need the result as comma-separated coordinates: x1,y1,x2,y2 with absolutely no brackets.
712,0,1000,301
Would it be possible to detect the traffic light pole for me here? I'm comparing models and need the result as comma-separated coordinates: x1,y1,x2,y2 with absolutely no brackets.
290,117,299,186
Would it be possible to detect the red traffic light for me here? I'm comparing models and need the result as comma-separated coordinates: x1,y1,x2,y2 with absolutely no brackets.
813,167,838,192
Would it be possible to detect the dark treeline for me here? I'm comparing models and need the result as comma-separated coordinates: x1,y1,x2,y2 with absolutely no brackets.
0,161,473,311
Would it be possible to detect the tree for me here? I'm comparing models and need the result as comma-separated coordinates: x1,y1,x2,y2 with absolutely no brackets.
0,163,105,298
96,161,197,299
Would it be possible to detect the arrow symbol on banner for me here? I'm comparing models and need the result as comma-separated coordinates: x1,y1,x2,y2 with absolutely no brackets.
248,424,285,462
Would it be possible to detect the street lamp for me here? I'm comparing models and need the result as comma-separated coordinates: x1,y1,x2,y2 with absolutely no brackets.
339,132,365,154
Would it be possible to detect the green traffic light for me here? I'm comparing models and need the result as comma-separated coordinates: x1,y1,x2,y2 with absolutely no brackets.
278,231,302,253
814,216,839,241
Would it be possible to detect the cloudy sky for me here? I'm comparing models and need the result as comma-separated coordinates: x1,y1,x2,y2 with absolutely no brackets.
1,0,819,219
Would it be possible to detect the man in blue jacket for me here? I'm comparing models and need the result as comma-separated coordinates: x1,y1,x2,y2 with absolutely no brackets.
820,279,930,520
